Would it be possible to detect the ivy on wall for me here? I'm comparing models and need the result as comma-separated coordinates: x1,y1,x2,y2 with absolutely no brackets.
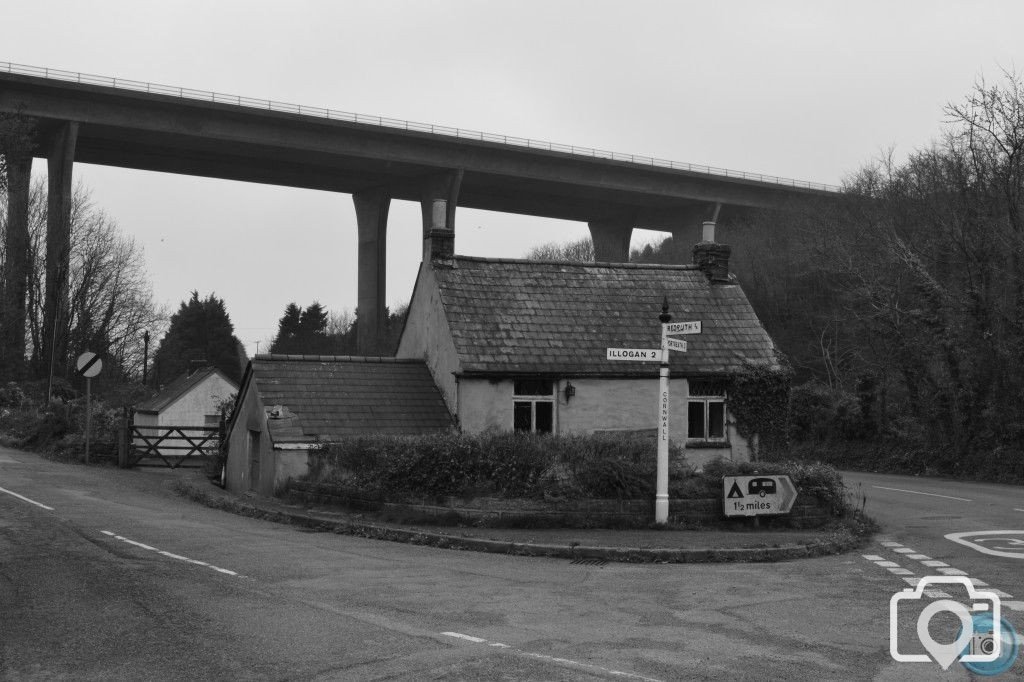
726,354,793,459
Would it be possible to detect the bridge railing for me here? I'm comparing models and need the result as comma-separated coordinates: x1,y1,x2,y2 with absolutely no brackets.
1,60,841,193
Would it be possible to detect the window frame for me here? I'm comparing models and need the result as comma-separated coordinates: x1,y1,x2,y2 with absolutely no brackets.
687,380,728,444
512,379,556,434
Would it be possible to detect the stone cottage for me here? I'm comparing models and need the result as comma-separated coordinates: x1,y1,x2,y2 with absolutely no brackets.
397,230,781,469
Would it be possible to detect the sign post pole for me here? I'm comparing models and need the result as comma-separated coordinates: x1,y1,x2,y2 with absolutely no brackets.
655,299,672,524
75,351,103,465
85,377,91,464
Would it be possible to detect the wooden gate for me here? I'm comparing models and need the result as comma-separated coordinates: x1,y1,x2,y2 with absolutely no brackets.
125,424,221,469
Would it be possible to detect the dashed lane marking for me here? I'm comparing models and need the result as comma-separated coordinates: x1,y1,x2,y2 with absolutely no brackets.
865,544,1024,612
0,486,54,511
101,531,241,577
871,486,972,502
440,632,662,681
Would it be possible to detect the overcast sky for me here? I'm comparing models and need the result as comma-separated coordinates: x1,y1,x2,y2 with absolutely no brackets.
6,1,1024,355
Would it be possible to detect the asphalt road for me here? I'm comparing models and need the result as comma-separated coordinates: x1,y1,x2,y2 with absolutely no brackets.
1,447,1021,680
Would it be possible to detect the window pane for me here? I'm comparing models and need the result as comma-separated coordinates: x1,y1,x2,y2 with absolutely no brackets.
708,401,725,439
688,401,705,439
514,380,553,396
535,402,554,433
514,401,533,431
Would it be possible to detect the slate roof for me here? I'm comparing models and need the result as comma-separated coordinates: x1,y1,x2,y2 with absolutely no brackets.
135,366,236,414
431,256,780,377
247,355,453,444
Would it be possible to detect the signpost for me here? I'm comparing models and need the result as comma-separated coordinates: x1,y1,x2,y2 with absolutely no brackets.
76,351,103,464
605,298,702,524
723,475,798,517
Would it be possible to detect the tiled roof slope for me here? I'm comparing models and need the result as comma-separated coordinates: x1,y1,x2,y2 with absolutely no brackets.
135,366,235,414
433,257,779,377
250,355,452,443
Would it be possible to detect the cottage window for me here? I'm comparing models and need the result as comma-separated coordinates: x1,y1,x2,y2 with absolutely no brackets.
688,380,727,442
513,379,554,433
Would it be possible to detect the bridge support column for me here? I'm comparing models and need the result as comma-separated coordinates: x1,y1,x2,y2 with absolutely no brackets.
353,188,391,355
419,170,462,261
0,149,33,379
588,220,633,262
43,121,78,381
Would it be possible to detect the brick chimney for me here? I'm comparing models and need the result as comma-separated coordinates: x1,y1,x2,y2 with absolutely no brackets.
424,198,455,265
692,220,732,283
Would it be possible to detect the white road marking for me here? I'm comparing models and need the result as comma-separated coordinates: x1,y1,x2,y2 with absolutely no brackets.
872,485,972,502
0,486,55,511
945,530,1024,559
936,567,967,576
906,554,931,560
1015,509,1024,512
892,548,916,554
441,632,487,643
881,541,904,547
440,632,662,681
870,549,1017,608
101,531,240,576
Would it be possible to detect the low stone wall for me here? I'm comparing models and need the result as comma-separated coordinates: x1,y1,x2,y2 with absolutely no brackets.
284,481,832,529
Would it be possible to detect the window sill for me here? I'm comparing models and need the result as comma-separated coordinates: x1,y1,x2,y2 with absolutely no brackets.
685,440,730,449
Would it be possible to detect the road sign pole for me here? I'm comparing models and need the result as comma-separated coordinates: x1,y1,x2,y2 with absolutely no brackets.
85,377,91,464
655,299,672,524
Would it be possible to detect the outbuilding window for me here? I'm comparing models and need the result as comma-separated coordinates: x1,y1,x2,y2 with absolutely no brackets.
688,380,727,442
513,379,554,433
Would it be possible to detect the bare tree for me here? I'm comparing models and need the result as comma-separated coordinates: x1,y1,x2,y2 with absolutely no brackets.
525,237,595,262
2,179,164,384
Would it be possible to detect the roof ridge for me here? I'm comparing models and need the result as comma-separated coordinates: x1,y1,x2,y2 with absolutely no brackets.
254,353,424,364
450,255,701,271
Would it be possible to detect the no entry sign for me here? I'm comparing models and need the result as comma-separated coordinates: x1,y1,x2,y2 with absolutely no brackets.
76,351,102,378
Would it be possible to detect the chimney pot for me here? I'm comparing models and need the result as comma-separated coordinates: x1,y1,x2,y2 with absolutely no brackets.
701,220,716,243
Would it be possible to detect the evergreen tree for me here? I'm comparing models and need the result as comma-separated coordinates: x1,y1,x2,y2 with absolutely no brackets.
152,291,243,385
298,302,330,353
269,302,302,354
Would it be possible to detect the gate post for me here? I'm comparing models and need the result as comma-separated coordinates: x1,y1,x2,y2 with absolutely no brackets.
117,423,128,468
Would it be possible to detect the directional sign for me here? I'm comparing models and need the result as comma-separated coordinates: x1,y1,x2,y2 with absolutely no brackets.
663,321,702,335
76,351,102,378
722,475,798,516
606,348,663,362
665,338,687,353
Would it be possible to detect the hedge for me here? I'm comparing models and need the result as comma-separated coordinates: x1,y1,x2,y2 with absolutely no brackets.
302,431,854,514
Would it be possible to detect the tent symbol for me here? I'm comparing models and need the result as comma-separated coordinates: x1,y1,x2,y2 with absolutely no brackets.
727,481,744,499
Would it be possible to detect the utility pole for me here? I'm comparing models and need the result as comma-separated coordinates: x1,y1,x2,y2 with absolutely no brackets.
142,330,149,386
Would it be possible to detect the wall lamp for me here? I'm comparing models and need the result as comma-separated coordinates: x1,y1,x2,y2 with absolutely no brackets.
564,381,576,403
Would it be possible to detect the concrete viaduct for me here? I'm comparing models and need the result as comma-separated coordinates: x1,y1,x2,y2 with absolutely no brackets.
0,64,836,354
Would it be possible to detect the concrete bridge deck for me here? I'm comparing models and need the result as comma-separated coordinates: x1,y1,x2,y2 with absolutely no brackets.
0,62,837,353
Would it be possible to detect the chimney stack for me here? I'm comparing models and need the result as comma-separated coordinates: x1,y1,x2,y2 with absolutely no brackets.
424,198,455,265
693,220,732,283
